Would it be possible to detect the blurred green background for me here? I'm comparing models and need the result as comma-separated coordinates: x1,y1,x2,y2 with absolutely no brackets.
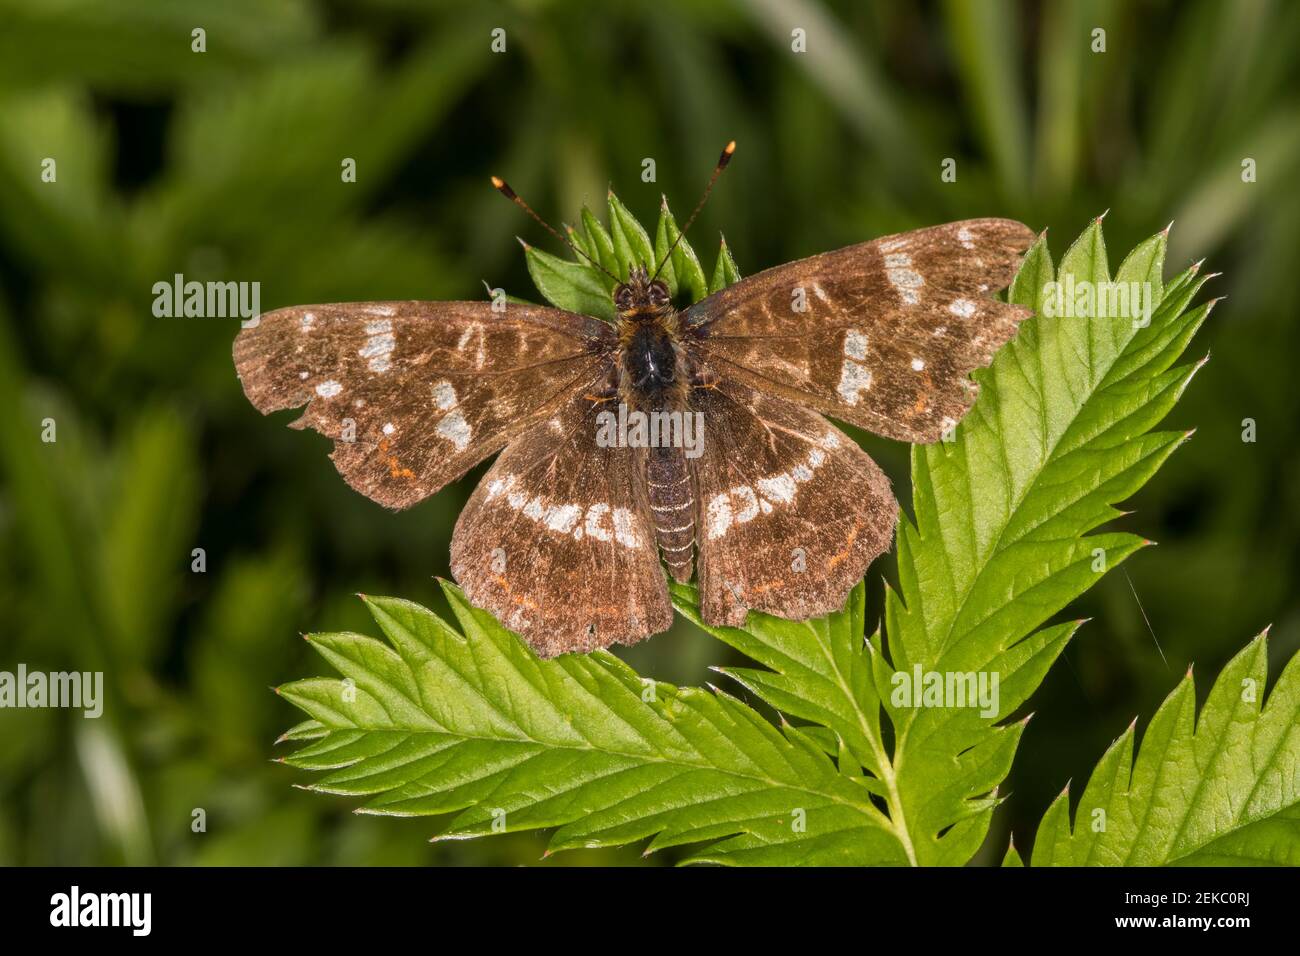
1,0,1297,866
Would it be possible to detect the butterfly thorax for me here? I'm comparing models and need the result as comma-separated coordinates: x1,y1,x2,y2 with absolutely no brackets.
613,270,691,414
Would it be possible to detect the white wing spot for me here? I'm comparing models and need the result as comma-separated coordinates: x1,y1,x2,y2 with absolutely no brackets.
949,299,977,318
382,422,395,435
544,503,582,534
435,409,471,451
843,328,868,360
432,380,458,411
706,494,733,540
705,442,835,539
957,227,975,249
757,473,797,504
911,357,926,371
585,503,612,542
837,360,873,405
300,312,316,331
315,380,342,398
359,325,396,373
887,258,924,305
612,508,642,548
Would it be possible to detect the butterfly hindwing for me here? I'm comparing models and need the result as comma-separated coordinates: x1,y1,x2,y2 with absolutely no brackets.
233,301,613,509
450,384,671,658
691,376,897,628
686,219,1035,442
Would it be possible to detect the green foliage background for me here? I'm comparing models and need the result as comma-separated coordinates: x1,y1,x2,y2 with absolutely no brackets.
0,0,1297,866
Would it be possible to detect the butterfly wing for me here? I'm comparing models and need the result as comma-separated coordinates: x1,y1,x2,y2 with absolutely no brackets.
690,377,896,628
450,384,671,658
233,301,613,509
686,219,1035,443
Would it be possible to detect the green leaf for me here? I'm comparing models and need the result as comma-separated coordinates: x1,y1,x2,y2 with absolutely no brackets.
1030,634,1300,866
523,243,615,321
708,235,741,294
278,582,903,865
515,193,720,319
579,205,619,282
607,191,654,279
279,222,1220,865
653,198,708,303
1002,838,1024,867
877,223,1214,865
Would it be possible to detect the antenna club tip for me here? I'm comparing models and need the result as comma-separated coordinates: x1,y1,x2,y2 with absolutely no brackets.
725,140,736,154
490,175,516,199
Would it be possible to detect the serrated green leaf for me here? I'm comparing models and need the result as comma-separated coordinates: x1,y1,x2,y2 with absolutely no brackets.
607,191,654,279
279,584,902,864
1030,634,1300,866
654,198,708,303
523,244,615,322
708,236,741,294
579,205,619,283
1002,839,1024,866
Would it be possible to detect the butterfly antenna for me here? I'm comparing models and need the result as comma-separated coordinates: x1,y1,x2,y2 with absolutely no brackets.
652,140,735,281
490,176,619,282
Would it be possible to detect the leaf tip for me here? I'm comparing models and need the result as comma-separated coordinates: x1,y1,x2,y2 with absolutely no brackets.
1161,219,1174,236
1096,208,1110,223
516,235,530,250
1190,257,1205,274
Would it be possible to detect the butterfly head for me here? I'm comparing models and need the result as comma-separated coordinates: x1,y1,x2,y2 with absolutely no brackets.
614,265,671,320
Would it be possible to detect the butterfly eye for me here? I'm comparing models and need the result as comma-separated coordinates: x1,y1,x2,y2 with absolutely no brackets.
649,281,670,307
614,284,633,311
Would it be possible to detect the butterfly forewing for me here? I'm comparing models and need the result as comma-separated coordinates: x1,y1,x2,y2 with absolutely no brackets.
686,219,1035,443
690,377,897,627
450,385,671,657
233,301,613,509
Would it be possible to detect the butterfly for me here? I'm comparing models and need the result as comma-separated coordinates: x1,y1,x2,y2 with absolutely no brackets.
234,143,1035,657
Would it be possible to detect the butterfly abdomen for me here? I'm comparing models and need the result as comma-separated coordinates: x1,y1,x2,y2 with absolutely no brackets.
647,444,695,582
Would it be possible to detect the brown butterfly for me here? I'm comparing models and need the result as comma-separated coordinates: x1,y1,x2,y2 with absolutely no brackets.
234,143,1034,657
